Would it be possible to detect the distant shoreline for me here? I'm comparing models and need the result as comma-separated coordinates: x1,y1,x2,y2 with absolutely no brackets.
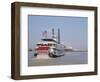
28,49,87,52
65,50,87,52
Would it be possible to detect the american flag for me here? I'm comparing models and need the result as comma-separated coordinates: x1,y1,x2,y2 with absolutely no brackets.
42,30,47,37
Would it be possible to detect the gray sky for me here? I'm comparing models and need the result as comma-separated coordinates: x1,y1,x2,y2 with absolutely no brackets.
28,15,88,50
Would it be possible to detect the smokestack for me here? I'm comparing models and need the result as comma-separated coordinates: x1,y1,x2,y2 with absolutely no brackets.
52,28,54,35
52,28,54,39
58,28,60,44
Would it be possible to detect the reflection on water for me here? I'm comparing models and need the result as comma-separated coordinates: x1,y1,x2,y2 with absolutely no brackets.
28,51,88,66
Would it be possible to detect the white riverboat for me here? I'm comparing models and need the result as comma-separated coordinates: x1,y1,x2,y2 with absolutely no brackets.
34,28,72,58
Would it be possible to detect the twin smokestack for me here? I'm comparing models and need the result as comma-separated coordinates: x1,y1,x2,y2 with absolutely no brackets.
52,28,60,44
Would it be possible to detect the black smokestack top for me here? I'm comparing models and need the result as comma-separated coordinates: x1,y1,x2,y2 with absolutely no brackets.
58,28,60,44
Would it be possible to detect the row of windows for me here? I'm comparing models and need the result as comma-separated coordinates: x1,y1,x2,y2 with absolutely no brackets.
37,44,56,46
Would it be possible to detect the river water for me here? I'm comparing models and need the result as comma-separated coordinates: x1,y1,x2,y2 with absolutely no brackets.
28,51,87,66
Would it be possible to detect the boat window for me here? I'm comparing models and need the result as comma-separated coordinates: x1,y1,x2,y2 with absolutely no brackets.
48,44,52,46
44,44,47,46
42,39,56,42
37,44,41,46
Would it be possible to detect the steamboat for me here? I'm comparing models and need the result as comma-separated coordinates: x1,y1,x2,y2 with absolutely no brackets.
34,28,72,58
